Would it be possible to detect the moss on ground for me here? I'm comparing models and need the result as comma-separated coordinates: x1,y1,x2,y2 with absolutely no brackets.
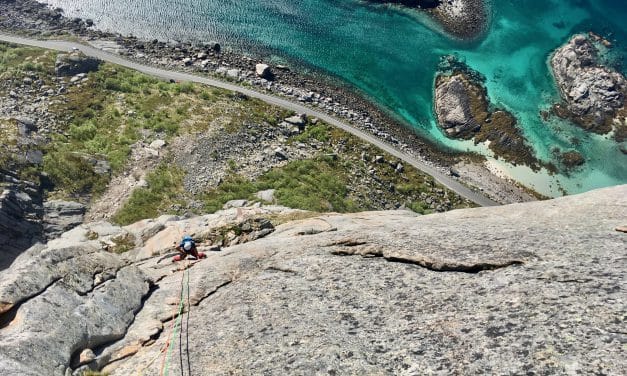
200,155,359,214
188,122,474,218
0,44,56,82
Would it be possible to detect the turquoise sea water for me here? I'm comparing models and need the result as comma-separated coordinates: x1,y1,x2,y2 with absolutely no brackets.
43,0,627,196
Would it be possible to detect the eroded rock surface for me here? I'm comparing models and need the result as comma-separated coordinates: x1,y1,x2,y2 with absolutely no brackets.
43,200,86,239
0,170,43,269
109,187,624,375
551,34,627,138
0,187,625,375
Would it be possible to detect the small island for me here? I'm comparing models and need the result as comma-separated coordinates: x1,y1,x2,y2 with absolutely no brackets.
434,61,540,169
551,34,627,143
368,0,490,39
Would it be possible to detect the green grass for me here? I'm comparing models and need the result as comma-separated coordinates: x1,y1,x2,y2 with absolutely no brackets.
112,163,185,225
199,156,358,214
0,44,55,79
43,150,110,197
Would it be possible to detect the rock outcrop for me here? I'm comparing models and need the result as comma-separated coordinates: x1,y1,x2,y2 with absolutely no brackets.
367,0,488,39
0,222,150,376
434,71,540,169
434,73,480,136
551,34,627,137
0,170,43,270
1,186,625,375
43,200,86,239
55,51,101,77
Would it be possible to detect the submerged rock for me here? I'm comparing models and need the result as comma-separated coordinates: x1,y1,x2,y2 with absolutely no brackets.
551,34,627,138
559,150,586,170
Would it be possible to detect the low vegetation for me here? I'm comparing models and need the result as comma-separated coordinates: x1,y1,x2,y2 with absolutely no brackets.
200,155,359,214
112,162,185,225
1,43,474,226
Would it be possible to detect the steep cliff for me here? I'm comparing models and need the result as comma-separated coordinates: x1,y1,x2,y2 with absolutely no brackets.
0,186,625,375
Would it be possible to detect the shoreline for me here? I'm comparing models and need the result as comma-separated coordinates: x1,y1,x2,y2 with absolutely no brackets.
0,0,541,204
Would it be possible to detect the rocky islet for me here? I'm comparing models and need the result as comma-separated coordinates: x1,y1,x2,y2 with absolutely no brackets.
434,66,541,170
550,34,627,141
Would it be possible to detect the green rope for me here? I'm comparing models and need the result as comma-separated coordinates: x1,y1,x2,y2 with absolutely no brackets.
163,268,187,376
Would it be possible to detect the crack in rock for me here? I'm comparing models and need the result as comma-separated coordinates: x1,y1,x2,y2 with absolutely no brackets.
330,243,523,274
265,266,298,274
0,276,64,327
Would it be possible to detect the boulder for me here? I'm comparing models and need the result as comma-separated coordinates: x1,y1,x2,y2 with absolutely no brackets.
226,69,240,79
274,147,289,161
255,63,273,80
284,114,307,127
149,139,167,150
223,199,248,209
43,200,86,239
54,51,101,77
77,349,96,366
255,189,276,203
16,118,37,137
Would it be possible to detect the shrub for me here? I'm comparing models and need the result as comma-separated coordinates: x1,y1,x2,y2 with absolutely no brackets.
43,150,108,196
112,164,185,225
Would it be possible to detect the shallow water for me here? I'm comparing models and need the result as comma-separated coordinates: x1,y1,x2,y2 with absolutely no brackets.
42,0,627,196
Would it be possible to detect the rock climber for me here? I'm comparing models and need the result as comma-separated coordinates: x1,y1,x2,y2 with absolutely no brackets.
173,235,207,262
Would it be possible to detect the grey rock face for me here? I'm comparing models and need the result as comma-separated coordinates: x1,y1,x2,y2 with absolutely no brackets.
551,34,626,131
43,200,86,239
0,225,150,376
103,186,624,375
0,171,43,270
434,74,478,136
1,189,625,375
55,51,101,77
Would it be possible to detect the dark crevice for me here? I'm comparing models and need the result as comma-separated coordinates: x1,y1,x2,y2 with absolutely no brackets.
331,249,523,274
0,276,63,329
386,256,523,273
190,280,232,308
265,266,298,274
296,227,337,236
330,239,369,247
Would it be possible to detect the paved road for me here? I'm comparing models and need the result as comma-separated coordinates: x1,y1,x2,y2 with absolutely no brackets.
0,33,498,206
